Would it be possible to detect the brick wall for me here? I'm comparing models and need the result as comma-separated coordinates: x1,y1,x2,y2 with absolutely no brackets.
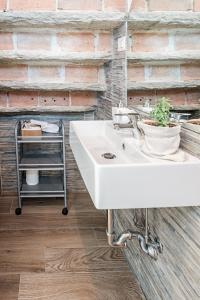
128,26,200,106
127,0,200,107
0,0,117,110
130,0,200,12
0,91,97,107
0,0,126,11
0,28,112,108
0,0,200,109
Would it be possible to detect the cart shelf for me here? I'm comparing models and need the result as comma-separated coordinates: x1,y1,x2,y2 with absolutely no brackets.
17,136,63,143
20,176,64,194
19,153,64,170
15,120,68,215
20,193,65,198
16,123,63,143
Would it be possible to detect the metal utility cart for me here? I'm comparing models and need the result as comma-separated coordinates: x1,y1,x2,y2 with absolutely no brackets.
15,120,68,215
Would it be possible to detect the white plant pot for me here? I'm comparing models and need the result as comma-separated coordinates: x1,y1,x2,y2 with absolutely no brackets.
138,121,181,156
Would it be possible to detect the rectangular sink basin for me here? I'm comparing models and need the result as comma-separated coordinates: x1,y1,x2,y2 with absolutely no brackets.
70,120,200,209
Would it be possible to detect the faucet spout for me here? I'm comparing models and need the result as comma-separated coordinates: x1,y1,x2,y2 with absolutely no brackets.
128,113,143,139
113,112,143,139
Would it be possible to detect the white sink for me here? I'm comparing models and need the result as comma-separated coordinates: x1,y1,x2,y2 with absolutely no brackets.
70,120,200,209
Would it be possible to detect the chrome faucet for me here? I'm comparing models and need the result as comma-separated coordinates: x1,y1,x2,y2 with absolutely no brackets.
113,112,143,139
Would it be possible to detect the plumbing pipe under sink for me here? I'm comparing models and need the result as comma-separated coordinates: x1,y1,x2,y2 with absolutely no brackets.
107,209,163,260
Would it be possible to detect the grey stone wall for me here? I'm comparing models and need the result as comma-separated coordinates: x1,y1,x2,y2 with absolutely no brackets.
97,22,127,120
115,206,200,300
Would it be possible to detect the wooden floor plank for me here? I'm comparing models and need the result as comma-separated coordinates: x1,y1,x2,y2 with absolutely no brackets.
0,212,107,231
0,197,13,214
10,198,65,215
0,248,45,274
45,247,129,273
0,228,107,250
93,227,109,243
0,274,20,300
68,192,97,212
0,193,144,300
10,193,96,214
18,272,143,300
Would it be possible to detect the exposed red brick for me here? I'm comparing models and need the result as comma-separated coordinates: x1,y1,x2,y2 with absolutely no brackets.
128,66,144,82
97,33,112,52
0,0,6,10
16,33,52,51
131,32,169,53
104,0,126,11
0,92,7,107
149,66,179,82
39,92,69,106
128,91,156,106
0,33,13,50
194,0,200,11
8,91,38,107
58,0,101,10
9,0,56,10
181,65,200,81
186,90,200,104
70,91,96,106
128,90,189,107
66,66,99,83
29,66,62,82
130,0,146,12
175,33,200,51
57,32,94,52
148,0,193,11
0,65,27,81
156,90,186,105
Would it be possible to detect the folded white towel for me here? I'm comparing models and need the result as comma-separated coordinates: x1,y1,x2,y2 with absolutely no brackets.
30,119,59,134
42,123,59,134
30,119,48,127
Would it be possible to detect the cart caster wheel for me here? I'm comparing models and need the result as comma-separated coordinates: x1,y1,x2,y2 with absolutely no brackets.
15,208,22,215
62,207,68,215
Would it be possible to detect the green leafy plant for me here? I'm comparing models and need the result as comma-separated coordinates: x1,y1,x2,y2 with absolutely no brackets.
150,97,171,127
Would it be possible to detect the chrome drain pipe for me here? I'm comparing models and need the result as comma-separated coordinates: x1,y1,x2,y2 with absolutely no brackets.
106,209,163,260
107,210,139,248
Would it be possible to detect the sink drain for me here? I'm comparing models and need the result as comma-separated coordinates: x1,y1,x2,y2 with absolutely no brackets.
102,152,116,159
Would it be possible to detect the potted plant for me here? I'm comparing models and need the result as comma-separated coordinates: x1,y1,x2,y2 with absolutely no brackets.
138,97,181,156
